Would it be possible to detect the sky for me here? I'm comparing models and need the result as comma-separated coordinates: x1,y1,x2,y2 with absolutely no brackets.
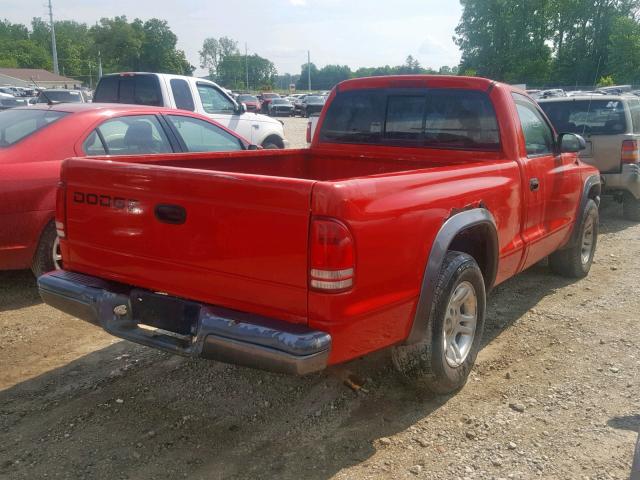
2,0,463,76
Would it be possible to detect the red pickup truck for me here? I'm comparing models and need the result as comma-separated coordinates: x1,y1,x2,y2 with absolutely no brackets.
39,76,600,394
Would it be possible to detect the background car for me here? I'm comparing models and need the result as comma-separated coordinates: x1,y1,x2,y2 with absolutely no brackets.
539,94,640,220
0,103,254,277
258,92,280,113
267,98,294,116
236,94,261,112
300,95,326,117
37,89,87,103
93,73,288,149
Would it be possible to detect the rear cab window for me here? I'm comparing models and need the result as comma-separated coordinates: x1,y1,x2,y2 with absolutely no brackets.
319,88,500,150
94,74,163,106
0,109,68,147
539,99,628,136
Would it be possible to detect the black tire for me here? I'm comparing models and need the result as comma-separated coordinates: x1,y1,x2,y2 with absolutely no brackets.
391,251,486,395
549,199,598,278
31,220,59,277
623,194,640,221
262,142,280,149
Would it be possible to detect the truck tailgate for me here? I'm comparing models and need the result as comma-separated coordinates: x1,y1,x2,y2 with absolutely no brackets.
60,158,314,324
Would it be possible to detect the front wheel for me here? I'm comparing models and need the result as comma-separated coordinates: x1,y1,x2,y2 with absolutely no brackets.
549,199,598,278
391,251,486,395
31,220,62,277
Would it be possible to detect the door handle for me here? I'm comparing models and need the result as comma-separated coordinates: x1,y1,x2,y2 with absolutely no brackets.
529,178,540,192
155,204,187,225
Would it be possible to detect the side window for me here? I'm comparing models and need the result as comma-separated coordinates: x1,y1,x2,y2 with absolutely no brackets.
171,79,195,111
82,130,107,155
197,83,235,114
513,93,554,156
95,115,173,155
166,115,243,152
628,99,640,134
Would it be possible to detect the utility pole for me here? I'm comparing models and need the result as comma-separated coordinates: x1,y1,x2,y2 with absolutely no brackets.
245,43,249,91
48,0,59,75
98,51,103,79
88,62,93,89
307,50,311,92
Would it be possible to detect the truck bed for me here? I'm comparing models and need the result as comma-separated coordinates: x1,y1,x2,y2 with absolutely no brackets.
109,148,492,181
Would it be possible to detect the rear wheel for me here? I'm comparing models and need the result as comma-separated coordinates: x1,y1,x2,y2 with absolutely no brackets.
549,199,598,278
31,220,61,277
623,193,640,221
391,251,486,395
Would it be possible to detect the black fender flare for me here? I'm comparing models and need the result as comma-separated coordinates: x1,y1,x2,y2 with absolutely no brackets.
566,174,601,248
404,208,498,345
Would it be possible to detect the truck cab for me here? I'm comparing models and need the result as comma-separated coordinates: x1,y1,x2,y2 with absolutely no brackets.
93,73,288,149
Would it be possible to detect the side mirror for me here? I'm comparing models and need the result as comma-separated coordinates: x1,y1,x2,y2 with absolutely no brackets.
559,133,586,153
234,102,247,115
247,144,260,150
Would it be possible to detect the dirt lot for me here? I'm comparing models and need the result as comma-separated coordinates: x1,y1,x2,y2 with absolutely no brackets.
1,198,639,480
281,116,310,149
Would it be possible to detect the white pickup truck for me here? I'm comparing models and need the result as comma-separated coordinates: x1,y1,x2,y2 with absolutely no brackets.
94,73,288,149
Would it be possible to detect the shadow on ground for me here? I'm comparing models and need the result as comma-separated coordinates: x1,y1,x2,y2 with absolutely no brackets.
0,258,591,480
0,270,41,312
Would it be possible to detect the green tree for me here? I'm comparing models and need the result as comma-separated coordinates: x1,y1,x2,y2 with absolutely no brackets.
455,0,552,84
139,19,192,74
217,53,276,90
607,16,640,84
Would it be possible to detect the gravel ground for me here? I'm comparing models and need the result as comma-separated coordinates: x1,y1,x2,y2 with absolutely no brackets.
280,116,310,149
0,199,639,480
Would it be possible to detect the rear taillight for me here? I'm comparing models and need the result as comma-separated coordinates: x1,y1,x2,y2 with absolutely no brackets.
622,140,639,164
309,218,355,292
306,121,312,143
55,182,66,238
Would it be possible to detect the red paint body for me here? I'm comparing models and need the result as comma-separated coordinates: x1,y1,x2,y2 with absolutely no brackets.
0,104,249,271
57,76,598,365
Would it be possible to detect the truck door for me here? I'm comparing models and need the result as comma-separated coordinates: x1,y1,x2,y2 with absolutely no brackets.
194,82,255,143
512,93,581,269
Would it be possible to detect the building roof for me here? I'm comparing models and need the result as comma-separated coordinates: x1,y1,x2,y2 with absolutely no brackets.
0,68,78,84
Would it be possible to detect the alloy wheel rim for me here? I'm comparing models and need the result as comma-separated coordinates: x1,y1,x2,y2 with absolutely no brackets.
443,281,478,368
52,236,62,270
581,216,595,265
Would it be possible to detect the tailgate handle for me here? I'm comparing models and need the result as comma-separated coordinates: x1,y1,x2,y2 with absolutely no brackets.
155,204,187,225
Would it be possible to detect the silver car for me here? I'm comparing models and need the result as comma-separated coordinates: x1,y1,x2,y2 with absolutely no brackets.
539,95,640,220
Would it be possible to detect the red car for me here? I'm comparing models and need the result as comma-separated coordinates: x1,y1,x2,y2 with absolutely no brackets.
258,92,280,113
40,76,600,394
0,103,253,276
236,94,261,113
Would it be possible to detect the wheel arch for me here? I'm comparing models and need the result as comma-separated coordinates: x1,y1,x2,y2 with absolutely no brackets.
565,174,601,249
261,134,285,149
404,208,498,345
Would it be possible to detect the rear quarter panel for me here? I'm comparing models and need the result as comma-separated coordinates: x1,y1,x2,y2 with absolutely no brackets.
309,158,523,364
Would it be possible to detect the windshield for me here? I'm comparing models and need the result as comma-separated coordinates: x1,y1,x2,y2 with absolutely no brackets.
539,100,628,135
319,88,500,150
305,96,324,104
0,109,68,147
272,99,289,105
37,90,83,103
238,95,257,102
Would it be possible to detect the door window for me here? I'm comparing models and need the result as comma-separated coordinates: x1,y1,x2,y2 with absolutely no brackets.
166,115,243,152
171,79,195,111
513,93,554,156
95,115,173,155
197,83,235,114
82,130,107,155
